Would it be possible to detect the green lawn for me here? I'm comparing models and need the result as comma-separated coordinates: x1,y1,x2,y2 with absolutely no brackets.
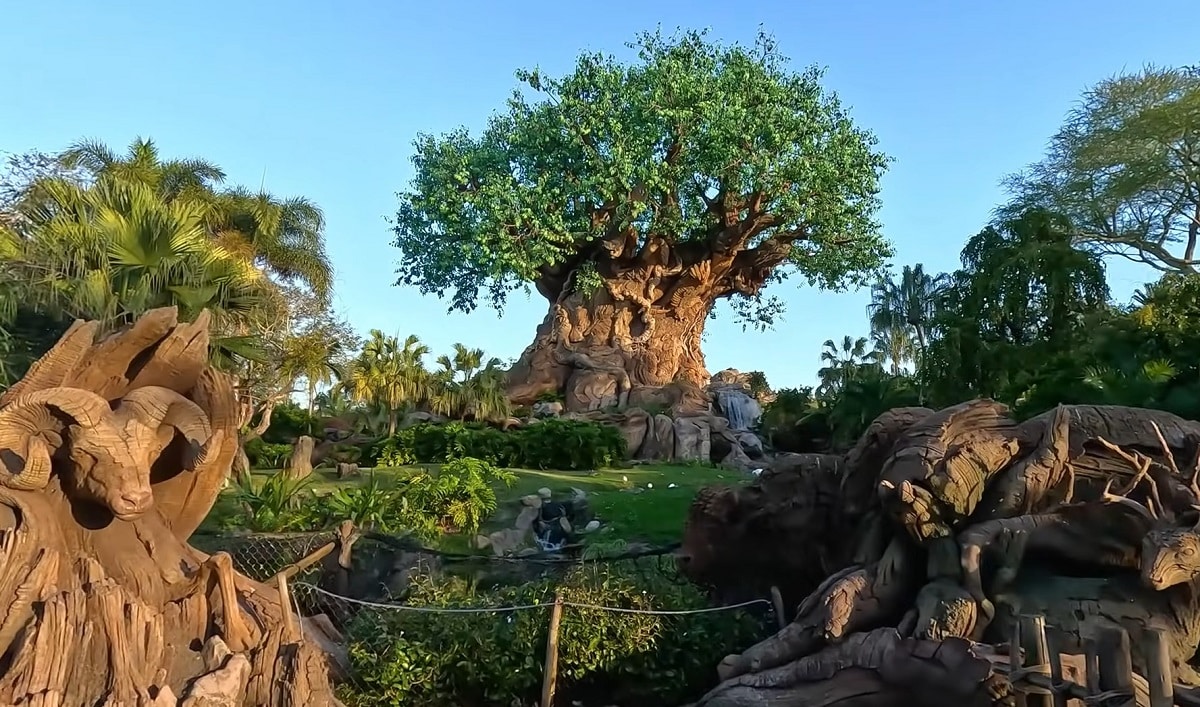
205,462,740,549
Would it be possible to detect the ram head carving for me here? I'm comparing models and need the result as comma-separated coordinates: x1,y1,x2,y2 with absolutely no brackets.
0,385,214,521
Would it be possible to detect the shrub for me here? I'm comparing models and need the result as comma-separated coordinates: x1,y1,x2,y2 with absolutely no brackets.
229,473,312,532
243,437,294,469
403,457,516,534
301,473,441,540
370,419,625,471
341,564,768,707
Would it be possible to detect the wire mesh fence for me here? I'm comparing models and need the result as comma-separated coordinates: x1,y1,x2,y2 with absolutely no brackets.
192,528,776,706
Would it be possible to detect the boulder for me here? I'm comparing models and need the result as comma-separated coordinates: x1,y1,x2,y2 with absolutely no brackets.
487,527,530,556
400,411,444,428
284,435,314,480
737,431,765,459
616,407,652,457
515,505,539,531
673,416,711,461
639,414,676,460
520,494,543,508
720,444,756,473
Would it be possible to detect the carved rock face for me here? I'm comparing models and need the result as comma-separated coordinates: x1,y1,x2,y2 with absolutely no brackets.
1142,527,1200,589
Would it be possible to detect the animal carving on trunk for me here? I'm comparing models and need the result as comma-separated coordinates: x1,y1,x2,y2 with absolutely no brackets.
0,307,339,706
0,386,215,520
679,401,1200,707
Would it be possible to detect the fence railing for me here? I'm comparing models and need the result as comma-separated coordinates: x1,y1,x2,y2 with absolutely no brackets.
990,613,1200,707
195,525,1200,706
193,522,774,705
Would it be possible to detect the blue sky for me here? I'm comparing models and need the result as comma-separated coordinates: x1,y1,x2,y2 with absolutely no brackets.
2,0,1197,389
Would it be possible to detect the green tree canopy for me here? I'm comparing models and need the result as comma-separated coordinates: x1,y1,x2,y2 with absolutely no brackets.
393,29,890,326
1003,65,1200,273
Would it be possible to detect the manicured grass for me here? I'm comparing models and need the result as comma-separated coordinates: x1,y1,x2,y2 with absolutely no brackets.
205,462,743,548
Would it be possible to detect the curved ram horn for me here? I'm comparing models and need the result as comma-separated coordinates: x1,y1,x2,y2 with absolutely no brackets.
0,387,113,490
117,387,213,467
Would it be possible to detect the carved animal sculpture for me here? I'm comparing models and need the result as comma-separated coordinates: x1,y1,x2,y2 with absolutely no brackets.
0,308,338,706
681,400,1200,706
0,385,213,519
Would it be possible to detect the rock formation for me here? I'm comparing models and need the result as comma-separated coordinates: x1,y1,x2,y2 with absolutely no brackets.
0,308,338,706
680,400,1200,705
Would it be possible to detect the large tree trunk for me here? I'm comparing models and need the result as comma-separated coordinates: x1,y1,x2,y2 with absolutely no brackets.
506,274,714,412
0,307,339,706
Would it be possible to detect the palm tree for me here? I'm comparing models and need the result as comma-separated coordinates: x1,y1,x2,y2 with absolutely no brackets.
57,137,333,302
872,326,916,375
867,264,951,362
277,330,346,413
817,335,880,397
9,176,270,328
340,331,431,435
427,343,512,421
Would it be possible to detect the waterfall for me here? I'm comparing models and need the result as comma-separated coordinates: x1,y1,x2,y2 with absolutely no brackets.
716,388,762,431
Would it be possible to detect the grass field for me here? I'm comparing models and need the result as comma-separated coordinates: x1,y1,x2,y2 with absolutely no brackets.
203,462,741,549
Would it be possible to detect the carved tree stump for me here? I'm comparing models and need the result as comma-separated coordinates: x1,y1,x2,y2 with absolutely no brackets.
0,308,339,706
286,436,315,481
682,400,1200,704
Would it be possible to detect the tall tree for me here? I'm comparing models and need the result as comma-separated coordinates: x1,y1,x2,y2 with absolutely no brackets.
341,332,431,435
1002,65,1200,273
866,263,949,360
817,335,878,396
393,29,889,411
922,209,1109,403
872,326,916,375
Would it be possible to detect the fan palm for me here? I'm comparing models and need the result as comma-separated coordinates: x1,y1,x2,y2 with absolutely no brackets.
11,176,269,327
817,335,879,397
57,137,333,302
867,264,951,361
872,326,916,375
340,331,432,435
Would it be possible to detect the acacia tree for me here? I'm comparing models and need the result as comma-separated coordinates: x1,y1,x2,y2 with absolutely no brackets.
393,30,889,411
1003,65,1200,272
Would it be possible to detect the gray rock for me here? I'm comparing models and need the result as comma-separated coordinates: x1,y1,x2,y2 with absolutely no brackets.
736,431,765,459
584,520,601,532
673,416,711,461
520,494,543,508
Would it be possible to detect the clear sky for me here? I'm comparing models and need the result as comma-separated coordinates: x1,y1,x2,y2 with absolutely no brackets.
2,0,1197,389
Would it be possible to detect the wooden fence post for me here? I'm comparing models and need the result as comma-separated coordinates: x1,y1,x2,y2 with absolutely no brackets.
1141,627,1174,707
1016,615,1056,707
1083,637,1101,696
540,593,564,707
277,572,299,642
1095,624,1134,698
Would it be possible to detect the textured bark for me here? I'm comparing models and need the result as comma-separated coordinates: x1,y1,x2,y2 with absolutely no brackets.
680,399,1200,704
0,307,338,706
506,279,714,412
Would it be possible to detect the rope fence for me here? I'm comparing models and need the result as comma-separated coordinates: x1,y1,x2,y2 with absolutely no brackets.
195,523,777,705
285,579,777,706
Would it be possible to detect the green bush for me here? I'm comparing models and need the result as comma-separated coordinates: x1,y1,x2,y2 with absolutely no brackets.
372,419,625,471
341,564,768,707
403,457,516,534
228,473,312,532
243,437,294,469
